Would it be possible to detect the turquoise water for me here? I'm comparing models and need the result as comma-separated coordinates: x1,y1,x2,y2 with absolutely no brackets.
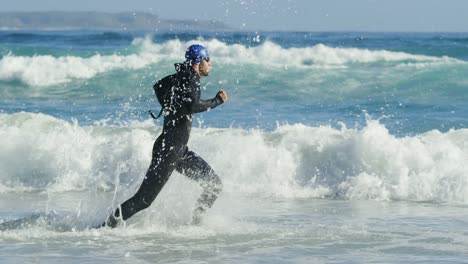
1,31,468,263
2,31,468,132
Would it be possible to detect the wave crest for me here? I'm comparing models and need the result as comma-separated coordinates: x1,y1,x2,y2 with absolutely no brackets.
0,37,462,86
1,112,468,204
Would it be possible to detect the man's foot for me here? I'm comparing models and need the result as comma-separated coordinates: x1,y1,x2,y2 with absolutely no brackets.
101,215,121,228
191,206,206,225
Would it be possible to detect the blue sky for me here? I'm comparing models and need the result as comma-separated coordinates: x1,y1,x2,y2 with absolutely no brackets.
2,0,467,31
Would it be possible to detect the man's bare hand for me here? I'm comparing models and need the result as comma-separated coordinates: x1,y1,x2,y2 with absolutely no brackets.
217,90,228,102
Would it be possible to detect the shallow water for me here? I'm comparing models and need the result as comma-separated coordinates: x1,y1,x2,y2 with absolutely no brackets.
1,192,468,263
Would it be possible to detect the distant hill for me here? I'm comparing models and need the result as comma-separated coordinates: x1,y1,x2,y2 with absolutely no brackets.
0,12,231,31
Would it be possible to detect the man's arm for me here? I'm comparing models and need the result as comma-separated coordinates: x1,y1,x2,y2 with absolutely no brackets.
188,88,227,114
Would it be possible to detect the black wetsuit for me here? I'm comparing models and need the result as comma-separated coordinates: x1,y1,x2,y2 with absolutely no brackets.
104,63,224,227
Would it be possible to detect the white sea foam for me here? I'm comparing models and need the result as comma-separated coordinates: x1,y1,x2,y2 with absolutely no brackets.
1,112,468,204
0,37,462,87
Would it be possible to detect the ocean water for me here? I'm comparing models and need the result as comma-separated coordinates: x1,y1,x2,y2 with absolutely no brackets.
1,31,468,263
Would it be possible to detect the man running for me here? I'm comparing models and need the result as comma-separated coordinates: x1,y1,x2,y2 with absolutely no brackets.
103,44,227,228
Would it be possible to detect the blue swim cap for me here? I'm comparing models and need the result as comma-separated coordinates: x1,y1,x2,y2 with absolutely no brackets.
185,44,209,64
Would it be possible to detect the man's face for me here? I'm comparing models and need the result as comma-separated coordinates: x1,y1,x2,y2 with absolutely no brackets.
199,58,212,77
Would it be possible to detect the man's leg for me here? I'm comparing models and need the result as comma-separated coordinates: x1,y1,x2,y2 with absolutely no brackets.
175,150,223,224
104,143,178,228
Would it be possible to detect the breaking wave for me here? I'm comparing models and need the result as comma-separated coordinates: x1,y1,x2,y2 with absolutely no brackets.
1,112,468,204
0,37,462,86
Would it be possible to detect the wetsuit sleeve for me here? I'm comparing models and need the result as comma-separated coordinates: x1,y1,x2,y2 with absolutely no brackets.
187,87,224,113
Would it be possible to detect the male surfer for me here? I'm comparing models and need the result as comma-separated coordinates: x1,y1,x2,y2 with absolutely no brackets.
103,44,227,228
